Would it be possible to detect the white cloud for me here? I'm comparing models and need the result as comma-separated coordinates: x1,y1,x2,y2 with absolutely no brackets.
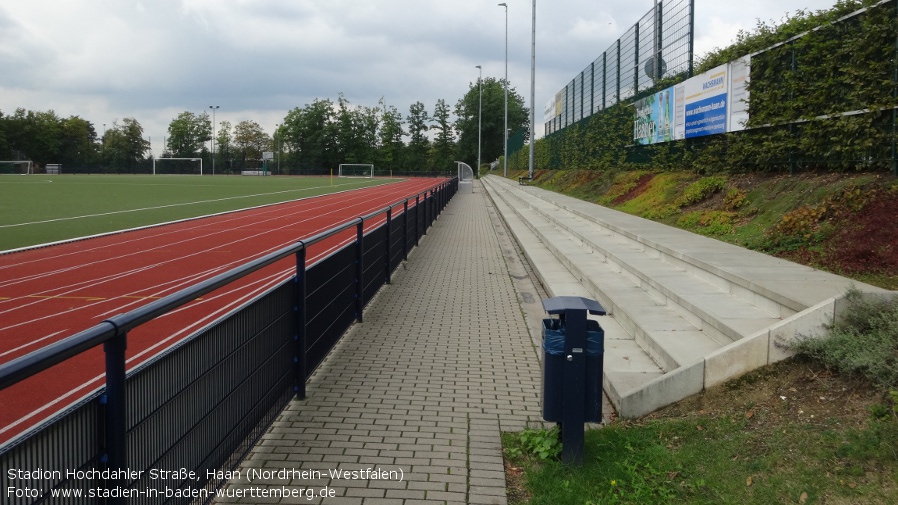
0,0,843,153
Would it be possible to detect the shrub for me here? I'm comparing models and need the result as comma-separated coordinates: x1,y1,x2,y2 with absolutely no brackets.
790,287,898,389
676,176,727,207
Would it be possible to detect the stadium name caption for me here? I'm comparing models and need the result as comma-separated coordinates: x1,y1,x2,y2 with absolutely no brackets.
7,465,405,484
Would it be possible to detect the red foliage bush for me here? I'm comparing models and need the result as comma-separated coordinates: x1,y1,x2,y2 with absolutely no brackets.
824,190,898,275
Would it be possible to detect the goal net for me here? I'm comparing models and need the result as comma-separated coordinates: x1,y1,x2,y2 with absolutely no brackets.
153,158,203,175
0,161,33,175
338,164,374,178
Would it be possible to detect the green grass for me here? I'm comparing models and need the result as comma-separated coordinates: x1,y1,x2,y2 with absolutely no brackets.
506,410,898,505
0,174,392,250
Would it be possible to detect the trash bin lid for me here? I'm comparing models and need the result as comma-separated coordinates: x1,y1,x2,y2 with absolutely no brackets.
542,296,606,316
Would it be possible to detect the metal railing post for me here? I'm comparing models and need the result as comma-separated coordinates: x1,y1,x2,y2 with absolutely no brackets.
403,200,409,261
102,329,128,505
294,243,307,397
355,219,364,322
415,195,420,247
385,208,392,285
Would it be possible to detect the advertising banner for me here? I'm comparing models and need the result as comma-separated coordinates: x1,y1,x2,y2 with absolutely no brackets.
728,56,750,132
633,87,675,145
682,64,729,139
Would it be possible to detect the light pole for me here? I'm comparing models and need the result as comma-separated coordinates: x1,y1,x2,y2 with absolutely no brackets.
209,105,219,175
499,3,508,178
476,65,482,177
524,0,537,181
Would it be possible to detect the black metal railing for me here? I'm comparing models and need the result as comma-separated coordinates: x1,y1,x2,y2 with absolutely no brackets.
0,178,457,504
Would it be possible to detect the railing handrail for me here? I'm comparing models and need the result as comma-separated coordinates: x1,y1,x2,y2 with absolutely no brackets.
0,184,445,391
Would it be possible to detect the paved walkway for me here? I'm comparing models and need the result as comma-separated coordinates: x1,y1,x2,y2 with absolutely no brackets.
217,181,550,505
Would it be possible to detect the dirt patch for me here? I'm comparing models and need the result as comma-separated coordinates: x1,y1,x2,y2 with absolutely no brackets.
647,357,884,430
612,173,654,205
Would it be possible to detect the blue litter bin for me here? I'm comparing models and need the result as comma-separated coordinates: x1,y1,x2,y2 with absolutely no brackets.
540,296,606,465
541,317,604,422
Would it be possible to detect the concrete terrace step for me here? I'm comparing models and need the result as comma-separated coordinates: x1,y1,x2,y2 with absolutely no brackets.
481,174,891,418
484,175,779,368
494,180,784,344
485,181,667,405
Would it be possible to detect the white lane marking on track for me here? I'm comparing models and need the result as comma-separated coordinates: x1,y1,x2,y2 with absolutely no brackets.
0,330,67,358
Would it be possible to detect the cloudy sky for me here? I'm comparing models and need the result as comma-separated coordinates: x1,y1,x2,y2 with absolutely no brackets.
1,0,840,157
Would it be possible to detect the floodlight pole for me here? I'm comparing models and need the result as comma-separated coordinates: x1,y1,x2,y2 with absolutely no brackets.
476,65,482,177
529,0,536,180
499,2,508,178
209,105,219,175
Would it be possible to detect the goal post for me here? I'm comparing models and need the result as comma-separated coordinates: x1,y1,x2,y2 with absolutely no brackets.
0,161,33,175
338,163,374,178
153,158,203,175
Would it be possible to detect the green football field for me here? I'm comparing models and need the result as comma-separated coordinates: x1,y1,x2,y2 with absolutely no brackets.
0,174,393,251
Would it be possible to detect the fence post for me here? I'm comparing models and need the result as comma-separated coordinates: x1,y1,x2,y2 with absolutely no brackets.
294,243,307,398
356,219,364,323
385,207,392,285
102,330,128,505
415,195,420,247
403,200,409,261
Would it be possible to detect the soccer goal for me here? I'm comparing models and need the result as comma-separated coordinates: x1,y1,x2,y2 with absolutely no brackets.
338,163,374,178
153,158,203,175
0,161,33,175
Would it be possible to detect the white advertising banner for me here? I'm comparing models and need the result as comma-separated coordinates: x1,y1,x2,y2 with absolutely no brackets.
728,56,751,132
682,64,729,139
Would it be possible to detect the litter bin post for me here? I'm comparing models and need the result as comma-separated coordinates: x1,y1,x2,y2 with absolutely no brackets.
541,296,606,466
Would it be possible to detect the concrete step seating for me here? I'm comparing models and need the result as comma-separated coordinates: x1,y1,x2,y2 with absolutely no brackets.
482,175,889,418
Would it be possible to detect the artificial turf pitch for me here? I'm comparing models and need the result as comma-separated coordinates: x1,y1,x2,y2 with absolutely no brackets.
0,174,392,251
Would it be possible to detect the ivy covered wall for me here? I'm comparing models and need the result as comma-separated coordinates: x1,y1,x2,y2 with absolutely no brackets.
510,0,898,174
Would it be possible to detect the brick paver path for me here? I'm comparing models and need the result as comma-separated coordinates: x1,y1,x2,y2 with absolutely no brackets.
217,181,545,505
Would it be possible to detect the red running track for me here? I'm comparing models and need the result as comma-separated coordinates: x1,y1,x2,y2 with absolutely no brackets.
0,178,447,446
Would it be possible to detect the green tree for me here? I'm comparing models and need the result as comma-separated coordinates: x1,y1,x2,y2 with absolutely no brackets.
431,99,455,173
215,120,233,173
58,116,99,166
3,108,62,165
103,118,150,171
455,77,528,170
405,101,431,171
233,120,270,166
165,111,212,158
334,94,380,165
377,101,405,172
281,99,336,171
0,110,9,160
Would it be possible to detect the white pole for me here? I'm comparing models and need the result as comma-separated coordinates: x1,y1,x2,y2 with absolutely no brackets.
209,105,219,175
529,0,536,180
499,3,508,178
476,65,482,178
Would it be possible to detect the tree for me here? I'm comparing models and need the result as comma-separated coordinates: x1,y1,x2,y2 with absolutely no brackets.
282,99,336,171
233,120,270,166
431,99,455,173
405,101,431,171
215,120,232,172
333,94,380,165
58,116,99,166
377,101,405,172
104,118,150,171
454,77,528,170
0,110,8,160
165,111,211,158
3,108,62,165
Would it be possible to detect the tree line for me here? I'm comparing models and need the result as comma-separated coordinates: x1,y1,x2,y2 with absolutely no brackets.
0,78,528,175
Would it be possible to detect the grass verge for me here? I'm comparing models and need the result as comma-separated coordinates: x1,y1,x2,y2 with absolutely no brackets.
504,292,898,504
